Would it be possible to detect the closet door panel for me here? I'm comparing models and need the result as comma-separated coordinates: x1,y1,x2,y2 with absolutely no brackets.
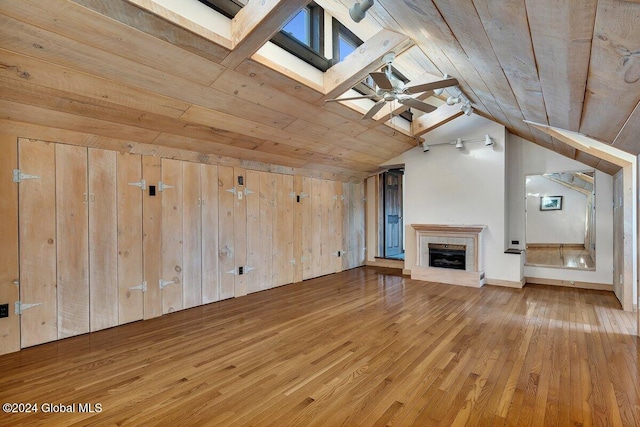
182,162,202,309
332,181,344,274
18,139,57,348
160,159,183,313
56,144,89,339
234,167,247,297
89,148,118,332
310,178,323,279
117,152,144,325
142,156,163,319
301,177,313,280
217,166,235,300
201,164,219,304
246,170,261,294
281,174,295,285
259,172,274,290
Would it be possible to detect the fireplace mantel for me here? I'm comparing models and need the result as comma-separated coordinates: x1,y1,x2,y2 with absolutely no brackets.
411,224,487,287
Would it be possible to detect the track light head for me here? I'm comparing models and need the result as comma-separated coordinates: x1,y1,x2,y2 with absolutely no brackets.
422,141,430,152
446,96,460,106
460,103,473,116
484,134,493,146
349,0,374,22
455,138,464,149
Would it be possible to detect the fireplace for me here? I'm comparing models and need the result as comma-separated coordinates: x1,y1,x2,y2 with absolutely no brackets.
428,244,466,270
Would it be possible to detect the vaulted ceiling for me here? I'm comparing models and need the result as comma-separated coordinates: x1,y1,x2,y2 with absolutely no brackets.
1,0,638,179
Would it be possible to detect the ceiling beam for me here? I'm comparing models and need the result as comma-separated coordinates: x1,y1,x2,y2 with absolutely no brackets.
525,121,635,168
319,29,413,104
222,0,311,69
412,104,464,137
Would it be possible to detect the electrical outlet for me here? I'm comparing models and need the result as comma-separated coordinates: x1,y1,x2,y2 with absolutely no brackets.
0,304,8,318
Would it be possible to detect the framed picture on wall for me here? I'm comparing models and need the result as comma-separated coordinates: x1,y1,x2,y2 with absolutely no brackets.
540,195,563,211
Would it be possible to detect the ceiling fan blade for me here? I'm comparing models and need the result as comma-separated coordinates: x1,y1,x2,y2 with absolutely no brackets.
404,77,459,94
362,99,387,120
398,97,437,113
325,94,377,102
369,72,393,90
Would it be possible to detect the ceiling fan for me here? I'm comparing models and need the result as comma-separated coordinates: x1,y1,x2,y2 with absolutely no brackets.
325,52,458,120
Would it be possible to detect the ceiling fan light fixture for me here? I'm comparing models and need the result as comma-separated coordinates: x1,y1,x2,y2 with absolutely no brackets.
349,0,374,23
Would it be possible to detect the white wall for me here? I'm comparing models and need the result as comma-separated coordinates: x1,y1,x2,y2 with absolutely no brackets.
526,175,588,244
384,115,522,283
506,134,614,285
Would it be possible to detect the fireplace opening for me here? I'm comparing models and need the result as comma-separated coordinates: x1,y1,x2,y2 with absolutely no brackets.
428,243,466,270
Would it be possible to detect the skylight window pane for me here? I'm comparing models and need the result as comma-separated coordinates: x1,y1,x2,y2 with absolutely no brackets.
283,8,310,47
338,35,357,62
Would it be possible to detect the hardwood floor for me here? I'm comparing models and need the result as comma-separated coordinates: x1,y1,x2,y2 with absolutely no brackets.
0,267,638,426
525,246,596,270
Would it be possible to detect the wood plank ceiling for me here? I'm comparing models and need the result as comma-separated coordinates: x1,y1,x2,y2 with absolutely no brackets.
1,0,638,179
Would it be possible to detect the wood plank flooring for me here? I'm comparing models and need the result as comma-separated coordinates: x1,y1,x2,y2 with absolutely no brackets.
526,246,596,270
0,267,638,426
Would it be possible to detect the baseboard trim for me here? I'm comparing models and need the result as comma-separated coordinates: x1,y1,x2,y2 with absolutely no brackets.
365,258,404,269
485,278,525,289
525,277,613,291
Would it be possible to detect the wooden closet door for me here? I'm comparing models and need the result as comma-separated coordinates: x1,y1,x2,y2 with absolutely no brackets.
89,148,118,332
311,178,323,278
332,181,344,274
182,162,202,309
272,173,286,288
320,179,333,276
142,156,162,319
217,166,235,300
280,174,295,285
56,144,89,339
259,171,275,291
117,152,144,325
234,167,247,297
18,139,57,348
201,164,219,304
160,159,183,314
301,177,313,280
245,170,261,294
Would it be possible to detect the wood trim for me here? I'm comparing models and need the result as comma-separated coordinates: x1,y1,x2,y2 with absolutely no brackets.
525,277,613,292
365,258,404,269
411,224,487,234
0,134,19,355
223,0,310,69
485,278,525,289
412,103,464,137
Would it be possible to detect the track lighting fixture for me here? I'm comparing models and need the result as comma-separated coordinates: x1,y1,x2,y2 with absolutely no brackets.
446,96,461,106
422,134,495,153
349,0,374,22
460,103,473,116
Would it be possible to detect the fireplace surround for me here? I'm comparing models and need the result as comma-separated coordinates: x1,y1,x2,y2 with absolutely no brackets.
411,224,486,287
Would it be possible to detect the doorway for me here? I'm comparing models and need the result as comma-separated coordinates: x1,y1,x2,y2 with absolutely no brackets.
382,169,404,260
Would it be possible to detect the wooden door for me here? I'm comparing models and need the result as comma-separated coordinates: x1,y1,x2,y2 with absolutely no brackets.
246,170,261,294
116,152,144,325
56,144,89,339
301,177,313,280
273,174,295,287
182,162,202,309
160,159,183,314
310,178,323,278
201,164,219,304
320,179,333,276
342,182,366,271
18,139,58,348
234,167,247,297
383,171,403,258
259,171,275,290
142,156,162,319
217,166,235,300
89,148,118,332
332,181,344,274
